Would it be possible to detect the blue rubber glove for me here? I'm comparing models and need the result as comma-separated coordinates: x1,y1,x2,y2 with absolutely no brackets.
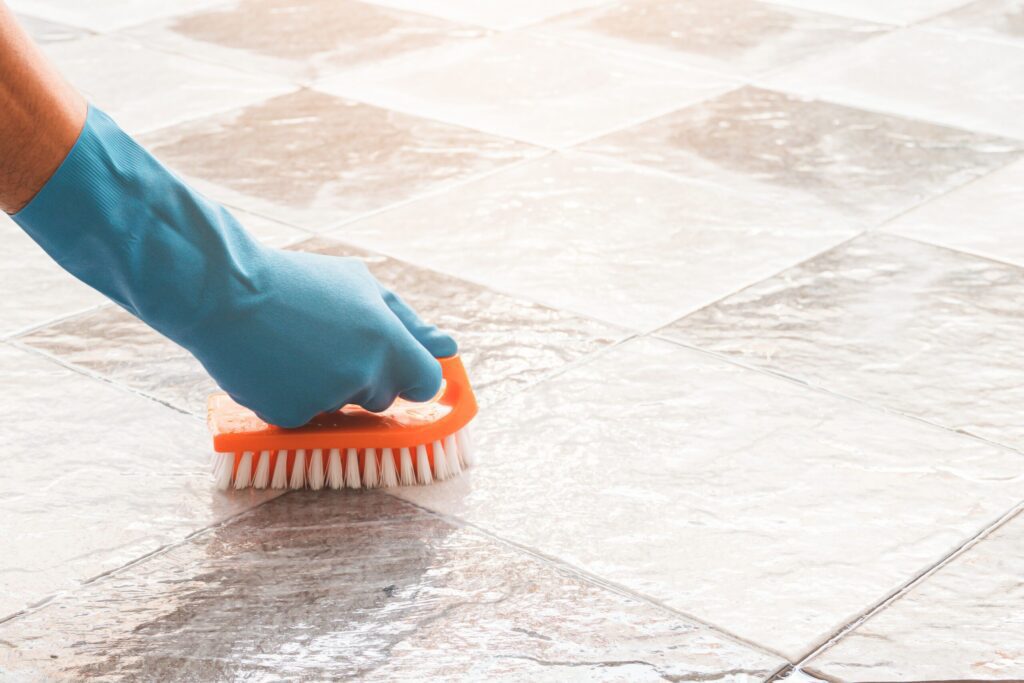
12,105,456,427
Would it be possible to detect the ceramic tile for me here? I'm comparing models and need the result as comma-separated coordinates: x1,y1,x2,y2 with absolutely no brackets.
764,28,1024,139
929,0,1024,45
543,0,887,77
0,216,105,339
16,13,91,44
334,152,858,330
142,88,536,230
317,33,736,148
127,0,487,84
41,34,293,135
666,233,1024,451
766,0,972,24
0,344,278,620
360,0,612,30
0,492,784,681
884,157,1024,266
6,0,226,31
395,336,1024,659
581,86,1021,225
807,510,1024,681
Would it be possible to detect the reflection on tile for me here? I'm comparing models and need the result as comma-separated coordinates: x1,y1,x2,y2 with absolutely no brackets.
767,0,971,24
396,337,1024,658
0,344,277,619
231,207,311,247
0,492,784,681
335,152,858,329
361,0,611,29
7,0,224,31
666,234,1024,450
764,28,1024,139
318,33,735,147
808,510,1024,681
16,13,91,43
0,216,105,339
129,0,486,83
143,89,536,230
929,0,1024,45
884,157,1024,266
41,34,293,135
582,86,1021,225
544,0,886,77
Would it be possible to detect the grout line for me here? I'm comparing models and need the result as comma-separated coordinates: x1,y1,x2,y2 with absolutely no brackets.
882,230,1024,273
1,301,112,342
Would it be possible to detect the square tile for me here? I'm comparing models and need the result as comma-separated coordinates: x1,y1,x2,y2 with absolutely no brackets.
334,152,859,330
807,510,1024,681
764,28,1024,139
884,157,1024,266
16,13,91,44
142,88,537,230
127,0,488,84
0,215,105,339
396,336,1024,658
665,233,1024,451
928,0,1024,45
0,344,278,619
318,33,736,147
542,0,887,77
41,34,293,135
0,492,785,681
361,0,612,30
581,86,1021,225
766,0,972,24
7,0,225,31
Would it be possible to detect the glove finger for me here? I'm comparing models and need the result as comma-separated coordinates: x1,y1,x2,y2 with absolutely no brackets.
379,286,457,359
382,310,444,403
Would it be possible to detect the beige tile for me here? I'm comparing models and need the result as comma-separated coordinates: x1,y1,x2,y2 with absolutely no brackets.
929,0,1024,47
582,86,1021,225
127,0,488,83
767,0,972,24
396,336,1024,659
763,28,1024,139
7,0,225,31
143,88,537,230
318,33,736,147
361,0,612,29
334,152,858,330
41,34,293,135
16,13,91,44
808,510,1024,681
0,216,105,339
543,0,887,77
0,344,278,619
884,157,1024,266
0,492,784,681
665,233,1024,451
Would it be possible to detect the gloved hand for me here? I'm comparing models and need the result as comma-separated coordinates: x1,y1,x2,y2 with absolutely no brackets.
12,105,456,427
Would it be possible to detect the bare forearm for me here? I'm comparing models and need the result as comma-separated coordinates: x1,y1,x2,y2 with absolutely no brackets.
0,2,85,213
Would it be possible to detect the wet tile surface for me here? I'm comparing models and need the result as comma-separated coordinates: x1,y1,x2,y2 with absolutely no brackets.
7,0,225,31
395,336,1024,659
0,216,105,339
361,0,613,29
807,509,1024,681
884,157,1024,266
143,89,536,230
318,32,736,147
41,34,293,135
928,0,1024,43
666,233,1024,451
0,344,278,620
543,0,887,77
335,152,858,329
16,13,91,44
0,492,784,681
129,0,487,83
764,28,1024,140
766,0,972,24
581,86,1022,225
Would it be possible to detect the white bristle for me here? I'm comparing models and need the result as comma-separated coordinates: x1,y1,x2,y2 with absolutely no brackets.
380,448,398,487
363,448,380,488
213,453,233,490
416,444,433,485
327,448,344,489
432,440,449,480
444,434,461,476
253,450,271,489
345,448,361,488
308,449,325,490
455,428,474,468
271,450,289,489
399,447,415,486
290,449,306,489
234,452,253,490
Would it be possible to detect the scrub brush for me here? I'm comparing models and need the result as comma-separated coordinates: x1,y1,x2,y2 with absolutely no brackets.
207,355,477,490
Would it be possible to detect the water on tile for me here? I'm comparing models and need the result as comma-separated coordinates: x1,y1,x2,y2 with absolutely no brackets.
6,0,226,31
581,85,1022,225
765,0,973,24
0,492,784,681
16,13,91,43
359,0,613,30
928,0,1024,43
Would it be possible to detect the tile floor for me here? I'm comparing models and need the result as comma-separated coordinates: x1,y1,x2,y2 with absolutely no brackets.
3,0,1024,680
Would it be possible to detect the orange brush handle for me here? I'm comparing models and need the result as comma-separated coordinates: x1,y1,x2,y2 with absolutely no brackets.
208,355,477,453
